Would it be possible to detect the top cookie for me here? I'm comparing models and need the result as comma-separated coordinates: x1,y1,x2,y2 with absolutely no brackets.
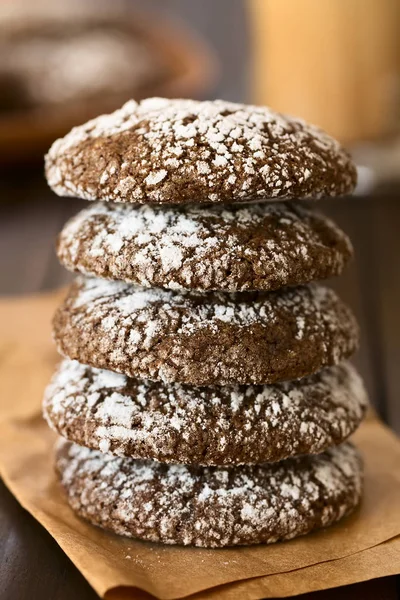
45,98,357,205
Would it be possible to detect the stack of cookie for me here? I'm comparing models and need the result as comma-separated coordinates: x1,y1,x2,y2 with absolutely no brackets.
43,99,367,548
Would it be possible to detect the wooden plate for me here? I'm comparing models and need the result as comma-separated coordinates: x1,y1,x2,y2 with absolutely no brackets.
0,14,217,163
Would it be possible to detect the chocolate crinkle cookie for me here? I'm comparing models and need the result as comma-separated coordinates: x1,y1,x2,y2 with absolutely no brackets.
56,439,363,547
44,359,367,466
45,98,357,205
52,277,359,386
56,201,353,292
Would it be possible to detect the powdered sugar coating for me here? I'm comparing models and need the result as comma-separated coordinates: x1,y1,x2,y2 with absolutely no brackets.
56,439,363,547
53,277,359,385
44,359,367,465
45,98,357,205
57,201,353,292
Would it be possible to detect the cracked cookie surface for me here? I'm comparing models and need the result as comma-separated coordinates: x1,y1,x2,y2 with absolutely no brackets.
52,277,359,385
45,98,357,205
57,201,353,292
56,439,363,547
44,359,367,465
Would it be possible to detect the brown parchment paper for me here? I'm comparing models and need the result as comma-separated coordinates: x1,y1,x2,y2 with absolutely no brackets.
1,289,400,600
